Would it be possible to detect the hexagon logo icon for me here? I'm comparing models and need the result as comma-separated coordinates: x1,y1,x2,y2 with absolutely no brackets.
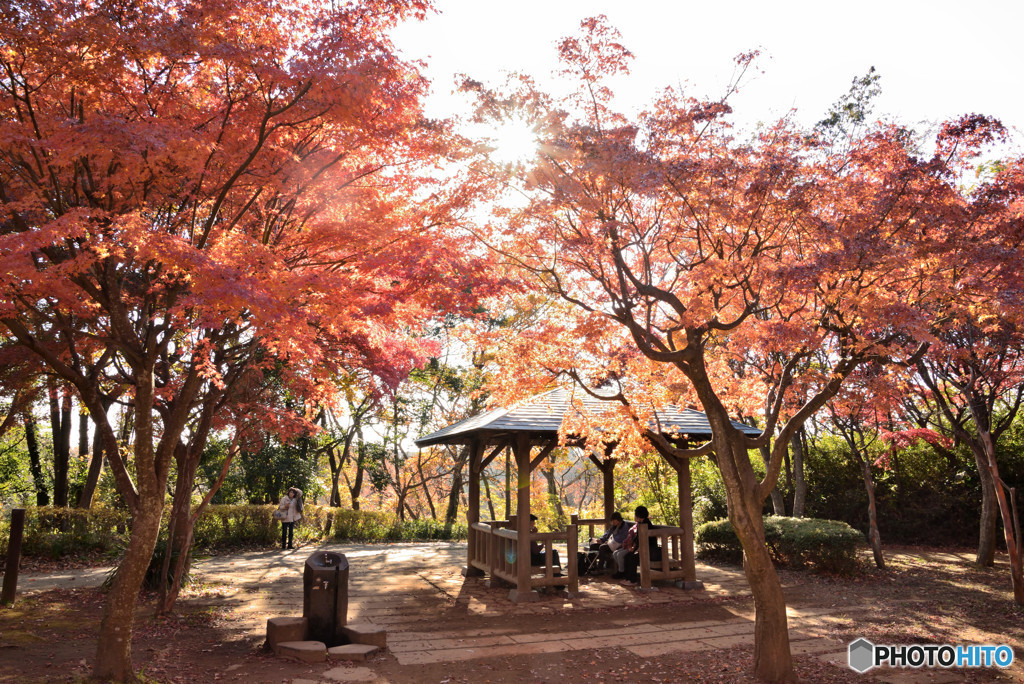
848,638,875,673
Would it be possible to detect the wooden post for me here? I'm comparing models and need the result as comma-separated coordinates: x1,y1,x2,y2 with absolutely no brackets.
602,456,616,520
464,440,485,578
567,523,579,595
504,446,511,520
677,456,696,582
638,523,652,589
2,509,26,606
672,456,703,589
510,434,538,602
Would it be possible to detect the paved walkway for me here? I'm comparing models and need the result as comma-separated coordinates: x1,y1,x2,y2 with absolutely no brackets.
10,543,967,683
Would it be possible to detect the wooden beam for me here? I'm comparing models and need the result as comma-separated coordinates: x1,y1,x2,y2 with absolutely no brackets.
528,441,556,472
480,441,508,470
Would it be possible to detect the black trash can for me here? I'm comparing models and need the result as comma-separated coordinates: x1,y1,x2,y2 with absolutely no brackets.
302,551,349,645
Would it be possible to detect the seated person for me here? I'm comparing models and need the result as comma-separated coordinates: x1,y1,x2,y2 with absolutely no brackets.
618,505,661,585
529,514,561,572
592,511,633,571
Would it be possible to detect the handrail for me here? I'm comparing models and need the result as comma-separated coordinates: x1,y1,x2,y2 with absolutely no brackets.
571,515,606,543
467,520,579,598
638,525,690,589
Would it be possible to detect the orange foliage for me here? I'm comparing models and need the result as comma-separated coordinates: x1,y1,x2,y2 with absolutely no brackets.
0,0,499,677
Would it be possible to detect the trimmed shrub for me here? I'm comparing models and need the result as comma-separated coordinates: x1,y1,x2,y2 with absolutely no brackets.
1,504,468,560
695,515,863,575
0,506,129,559
323,508,466,542
191,504,280,548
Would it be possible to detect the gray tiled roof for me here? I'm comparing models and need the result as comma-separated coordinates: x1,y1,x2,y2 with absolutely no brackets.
414,386,761,447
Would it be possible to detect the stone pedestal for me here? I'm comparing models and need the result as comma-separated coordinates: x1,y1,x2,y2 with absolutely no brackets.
303,551,349,646
342,624,387,648
275,640,327,663
328,644,378,662
266,616,307,650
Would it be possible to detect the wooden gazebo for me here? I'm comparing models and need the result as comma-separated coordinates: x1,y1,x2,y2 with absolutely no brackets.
415,386,760,601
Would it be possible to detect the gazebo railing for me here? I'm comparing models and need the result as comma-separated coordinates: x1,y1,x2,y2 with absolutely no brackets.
638,525,694,589
468,521,579,596
571,515,606,545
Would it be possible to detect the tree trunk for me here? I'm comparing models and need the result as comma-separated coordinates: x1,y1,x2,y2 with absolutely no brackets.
860,458,885,570
93,497,164,680
417,456,437,519
971,443,998,566
601,457,615,520
790,431,806,519
78,406,89,459
161,443,198,612
727,476,795,683
77,420,106,509
978,431,1024,605
395,488,407,521
24,412,50,506
445,446,468,525
349,428,366,511
483,473,496,520
702,385,795,682
544,466,564,521
759,444,785,515
327,441,343,507
92,362,187,680
48,381,72,507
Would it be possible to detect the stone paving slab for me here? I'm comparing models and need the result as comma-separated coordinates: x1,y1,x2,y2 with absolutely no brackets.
12,541,874,681
790,638,846,655
699,634,756,649
626,640,709,657
320,666,378,682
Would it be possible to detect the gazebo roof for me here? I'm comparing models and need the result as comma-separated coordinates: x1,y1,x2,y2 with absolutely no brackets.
414,386,761,447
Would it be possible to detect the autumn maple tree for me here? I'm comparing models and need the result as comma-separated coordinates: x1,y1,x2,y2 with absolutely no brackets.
825,364,921,571
0,0,494,679
468,17,1019,682
908,149,1024,601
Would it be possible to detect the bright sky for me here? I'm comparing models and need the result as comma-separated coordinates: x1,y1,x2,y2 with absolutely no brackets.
391,0,1024,140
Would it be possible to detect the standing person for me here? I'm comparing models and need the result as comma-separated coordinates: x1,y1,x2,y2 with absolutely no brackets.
277,487,303,550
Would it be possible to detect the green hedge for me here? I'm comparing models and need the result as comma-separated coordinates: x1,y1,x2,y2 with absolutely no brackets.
0,506,129,559
695,515,863,575
323,508,466,542
1,505,467,559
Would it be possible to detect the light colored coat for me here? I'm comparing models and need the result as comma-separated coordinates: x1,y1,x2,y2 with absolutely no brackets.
278,494,302,523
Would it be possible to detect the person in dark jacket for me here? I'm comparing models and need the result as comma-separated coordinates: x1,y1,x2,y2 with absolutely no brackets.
528,514,561,572
620,505,660,585
594,511,633,572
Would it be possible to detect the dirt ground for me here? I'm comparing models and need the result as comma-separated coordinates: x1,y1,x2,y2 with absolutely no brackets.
1,545,1022,683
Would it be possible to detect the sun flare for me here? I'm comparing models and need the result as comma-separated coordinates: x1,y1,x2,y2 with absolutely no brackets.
487,120,539,165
